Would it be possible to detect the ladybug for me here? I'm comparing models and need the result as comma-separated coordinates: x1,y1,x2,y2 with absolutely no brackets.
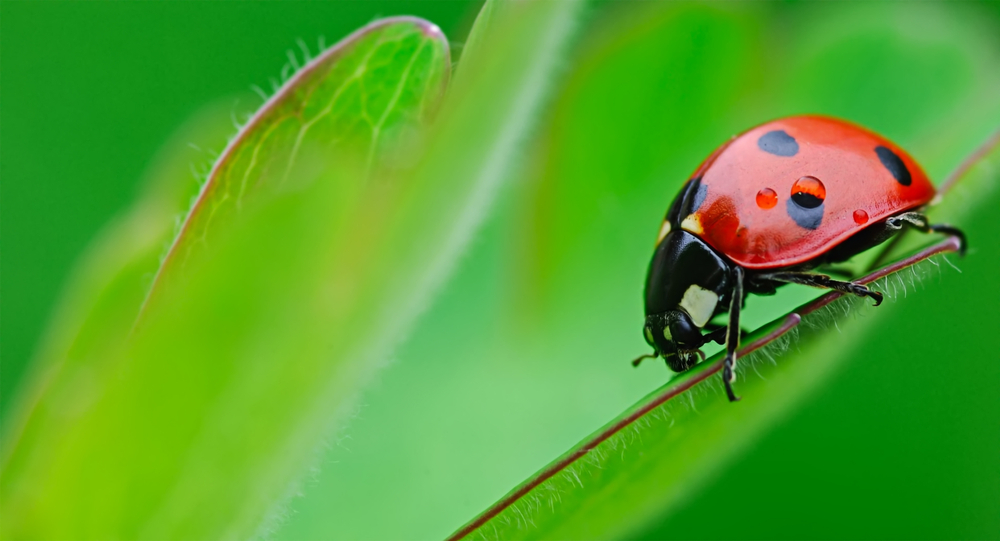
635,115,965,402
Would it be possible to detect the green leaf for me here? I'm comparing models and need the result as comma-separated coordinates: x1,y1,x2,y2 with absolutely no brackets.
447,242,976,540
1,101,235,469
147,16,451,309
1,17,451,539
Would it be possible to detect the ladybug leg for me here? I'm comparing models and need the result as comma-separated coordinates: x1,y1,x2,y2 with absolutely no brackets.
703,326,728,345
928,224,967,255
818,266,853,278
868,212,967,270
754,271,884,306
704,325,750,345
722,267,744,402
885,212,968,255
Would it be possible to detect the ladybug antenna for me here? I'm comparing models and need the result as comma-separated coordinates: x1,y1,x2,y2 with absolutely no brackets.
631,352,657,367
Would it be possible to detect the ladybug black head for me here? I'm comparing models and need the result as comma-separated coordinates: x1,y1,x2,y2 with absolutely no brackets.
643,311,704,371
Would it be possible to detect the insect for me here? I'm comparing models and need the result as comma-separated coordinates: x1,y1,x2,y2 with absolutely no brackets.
634,115,965,402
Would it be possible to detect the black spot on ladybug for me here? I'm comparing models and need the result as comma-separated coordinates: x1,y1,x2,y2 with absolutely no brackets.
786,198,823,230
875,145,911,186
757,130,799,157
791,192,823,209
666,177,707,224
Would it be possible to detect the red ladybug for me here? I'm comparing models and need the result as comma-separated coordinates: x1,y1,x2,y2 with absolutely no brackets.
636,115,965,402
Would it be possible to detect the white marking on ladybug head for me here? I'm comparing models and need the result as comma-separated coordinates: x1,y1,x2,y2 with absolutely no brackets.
657,221,672,243
681,214,703,235
662,326,672,341
680,285,718,328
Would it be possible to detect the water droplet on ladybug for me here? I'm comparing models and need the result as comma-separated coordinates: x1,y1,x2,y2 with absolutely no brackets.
791,176,826,209
756,188,777,209
853,209,869,225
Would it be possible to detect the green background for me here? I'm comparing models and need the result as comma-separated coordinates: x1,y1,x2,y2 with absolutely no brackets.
4,1,999,539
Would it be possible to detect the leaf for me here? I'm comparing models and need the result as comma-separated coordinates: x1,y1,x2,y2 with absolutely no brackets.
0,101,234,468
145,16,451,311
1,17,451,539
447,239,973,540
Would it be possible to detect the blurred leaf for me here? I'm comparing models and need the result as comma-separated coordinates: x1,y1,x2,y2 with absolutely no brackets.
0,101,235,470
519,3,767,320
1,17,451,539
146,16,450,308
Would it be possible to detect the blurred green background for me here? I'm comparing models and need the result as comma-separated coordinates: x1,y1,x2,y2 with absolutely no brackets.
3,1,1000,539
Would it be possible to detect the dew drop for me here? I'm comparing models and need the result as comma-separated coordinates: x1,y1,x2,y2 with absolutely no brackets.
756,187,777,209
853,209,869,225
791,176,826,209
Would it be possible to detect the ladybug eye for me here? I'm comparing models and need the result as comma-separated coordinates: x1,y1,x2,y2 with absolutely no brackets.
644,325,656,347
791,176,826,209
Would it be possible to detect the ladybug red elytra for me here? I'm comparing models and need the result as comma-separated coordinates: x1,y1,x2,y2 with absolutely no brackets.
635,115,965,402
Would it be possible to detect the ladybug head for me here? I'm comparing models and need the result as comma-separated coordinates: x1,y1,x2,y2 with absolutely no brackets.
642,229,735,373
643,311,704,371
